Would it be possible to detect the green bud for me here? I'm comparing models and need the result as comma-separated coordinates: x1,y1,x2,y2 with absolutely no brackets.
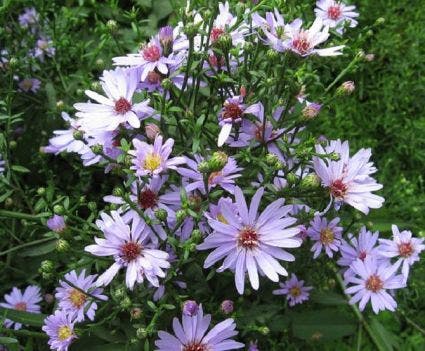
197,161,210,174
259,326,270,335
336,81,355,96
87,201,97,211
183,22,199,38
216,33,232,51
21,219,28,227
286,172,298,185
76,88,84,96
9,57,18,68
356,50,365,59
113,287,126,300
375,17,385,25
56,100,65,110
106,19,118,33
208,151,228,171
56,239,70,252
300,174,321,189
9,140,17,149
329,152,340,161
176,209,187,222
243,41,254,53
53,204,65,215
120,296,132,309
265,153,279,166
37,187,46,196
73,130,84,140
5,198,13,208
189,243,197,252
112,187,124,197
191,229,202,243
40,260,54,273
266,49,278,61
95,58,104,68
91,144,104,155
161,78,173,90
124,154,133,167
79,195,86,204
91,81,101,91
154,208,168,221
366,29,374,37
136,327,148,339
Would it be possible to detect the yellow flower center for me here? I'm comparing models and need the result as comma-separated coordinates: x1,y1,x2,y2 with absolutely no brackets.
144,153,161,172
290,286,301,297
69,288,87,309
217,213,228,224
320,228,334,245
58,325,73,341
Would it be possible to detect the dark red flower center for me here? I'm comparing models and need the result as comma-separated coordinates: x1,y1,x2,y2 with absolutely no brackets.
292,34,311,55
222,102,243,121
238,226,259,249
138,189,158,209
358,251,367,261
327,5,342,20
147,71,162,84
15,302,27,311
330,179,348,199
115,97,132,114
210,27,225,42
142,45,161,62
120,242,142,262
183,342,209,351
365,274,383,292
398,242,413,258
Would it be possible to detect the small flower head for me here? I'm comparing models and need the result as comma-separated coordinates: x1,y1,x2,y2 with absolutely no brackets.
18,78,41,93
42,310,77,351
182,300,199,316
315,0,359,34
273,274,313,306
308,216,342,258
221,299,234,314
47,215,66,233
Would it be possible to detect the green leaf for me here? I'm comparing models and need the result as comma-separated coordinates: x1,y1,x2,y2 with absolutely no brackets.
369,317,399,351
45,82,57,109
292,309,356,341
310,291,347,305
147,301,157,311
11,165,30,173
18,239,58,257
0,307,47,327
0,189,13,203
0,337,18,344
152,0,172,20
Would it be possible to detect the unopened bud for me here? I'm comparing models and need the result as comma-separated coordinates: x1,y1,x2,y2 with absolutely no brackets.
302,102,322,119
337,81,355,95
106,19,118,33
56,100,64,110
197,161,210,174
182,300,198,316
130,307,142,319
365,53,375,62
154,208,168,221
37,187,46,195
136,327,148,339
176,209,187,222
375,17,385,25
120,296,132,309
286,172,298,185
56,239,70,252
87,201,97,211
161,78,173,90
265,153,279,166
209,151,228,171
91,144,104,155
300,174,321,189
145,123,160,140
112,187,124,197
191,229,202,242
53,204,65,215
40,260,54,273
220,300,234,314
9,57,18,68
73,130,84,140
259,326,270,335
95,58,104,68
266,49,278,61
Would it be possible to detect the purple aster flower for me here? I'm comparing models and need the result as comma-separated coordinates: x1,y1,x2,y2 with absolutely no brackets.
272,274,313,306
33,36,55,61
198,187,301,294
18,78,41,93
378,225,425,280
286,17,345,56
84,211,170,290
55,269,107,322
345,257,406,313
302,101,322,119
74,68,155,132
252,9,288,52
155,304,244,350
42,310,76,351
1,286,41,330
313,139,385,214
19,7,39,28
129,134,186,177
308,216,342,258
220,300,234,314
178,155,242,194
217,95,262,147
47,215,66,233
248,341,260,351
182,300,199,316
315,0,359,34
338,226,380,277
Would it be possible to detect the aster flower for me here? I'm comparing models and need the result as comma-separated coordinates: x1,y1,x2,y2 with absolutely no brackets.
338,227,380,276
313,139,384,214
178,155,242,194
272,274,313,306
74,68,155,132
345,257,405,313
33,36,56,61
248,341,260,351
1,286,42,330
286,17,345,56
84,211,170,290
198,187,301,294
18,78,41,93
129,135,186,177
315,0,359,34
378,225,425,279
47,215,66,233
308,216,342,258
252,9,289,51
217,95,262,147
155,304,244,350
19,7,39,28
42,310,77,351
55,269,107,322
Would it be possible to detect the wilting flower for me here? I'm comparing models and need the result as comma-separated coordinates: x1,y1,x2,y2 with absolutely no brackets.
308,216,342,258
74,68,154,131
155,304,244,350
42,310,77,351
47,215,66,233
19,7,39,28
345,257,405,313
313,139,384,214
1,286,42,330
338,227,380,277
273,274,313,306
178,155,242,194
314,0,359,34
18,78,41,93
286,17,345,56
129,135,186,177
198,187,301,294
378,225,425,279
84,211,170,290
55,270,107,322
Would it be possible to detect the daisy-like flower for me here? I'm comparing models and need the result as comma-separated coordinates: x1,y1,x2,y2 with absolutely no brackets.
0,153,5,174
313,139,384,214
272,274,313,306
19,7,39,28
338,227,380,276
345,257,405,313
378,225,425,280
178,155,242,194
198,187,301,295
286,17,345,56
308,216,342,258
1,286,42,330
155,304,244,351
74,68,154,132
42,310,77,351
33,36,56,61
129,135,186,177
55,270,107,322
18,78,41,93
315,0,359,34
217,95,262,147
84,211,170,290
252,9,290,52
47,215,66,233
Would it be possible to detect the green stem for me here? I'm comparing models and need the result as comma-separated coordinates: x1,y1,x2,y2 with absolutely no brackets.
325,56,359,93
0,210,49,221
0,237,56,257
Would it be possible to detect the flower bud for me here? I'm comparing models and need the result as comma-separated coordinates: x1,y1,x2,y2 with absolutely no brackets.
40,260,54,273
302,103,322,119
56,100,65,110
286,172,298,185
337,81,355,95
208,151,228,171
53,205,65,215
183,22,199,38
5,198,13,208
47,214,66,233
197,161,210,174
329,152,340,161
161,78,173,90
95,58,104,68
300,174,321,189
9,140,17,149
120,296,132,309
136,327,148,339
56,239,70,252
112,287,126,300
37,187,46,195
191,229,202,243
91,81,101,91
112,187,124,197
258,326,270,335
266,49,278,61
220,300,234,314
154,208,168,221
44,293,55,304
176,209,187,223
145,123,160,141
265,153,279,166
365,53,375,62
87,201,97,211
106,19,118,33
9,57,18,68
375,17,385,25
73,130,84,140
91,144,104,155
130,307,142,320
216,33,232,51
182,300,198,316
